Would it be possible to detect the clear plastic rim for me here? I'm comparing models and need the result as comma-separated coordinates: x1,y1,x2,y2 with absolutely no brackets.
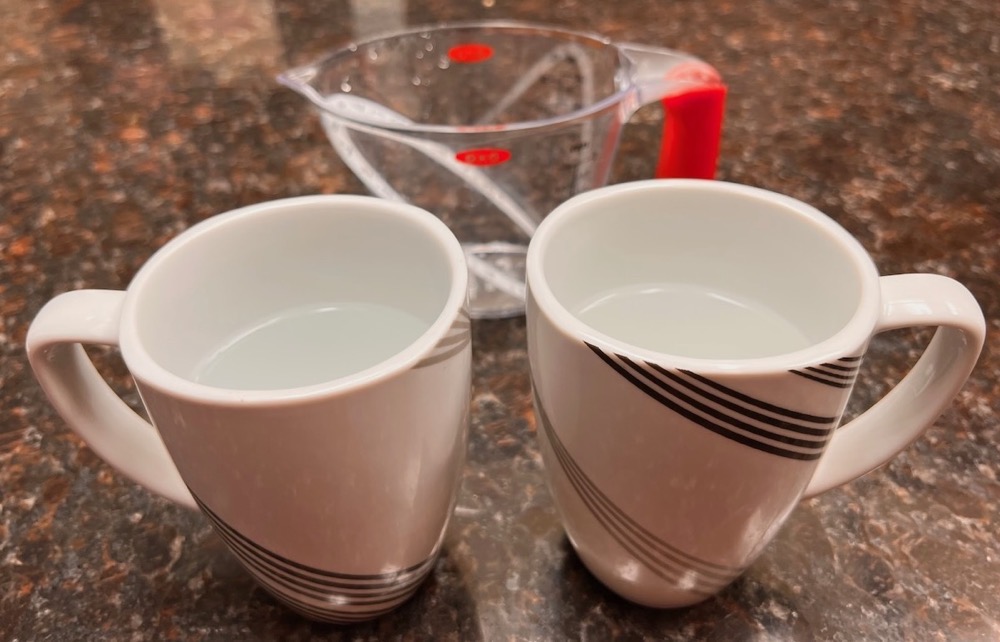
278,19,635,136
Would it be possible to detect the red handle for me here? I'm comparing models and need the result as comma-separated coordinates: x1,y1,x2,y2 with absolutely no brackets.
656,64,727,179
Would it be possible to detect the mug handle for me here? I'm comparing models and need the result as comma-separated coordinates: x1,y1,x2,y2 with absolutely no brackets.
25,289,196,509
802,274,986,498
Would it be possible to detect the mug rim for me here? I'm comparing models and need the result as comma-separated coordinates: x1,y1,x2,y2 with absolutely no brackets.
525,179,881,373
118,195,469,406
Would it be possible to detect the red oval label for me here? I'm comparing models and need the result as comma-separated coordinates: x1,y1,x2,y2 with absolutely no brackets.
448,43,494,64
455,148,511,166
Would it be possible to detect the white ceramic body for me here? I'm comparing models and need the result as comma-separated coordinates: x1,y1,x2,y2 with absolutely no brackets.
526,180,985,608
26,196,472,623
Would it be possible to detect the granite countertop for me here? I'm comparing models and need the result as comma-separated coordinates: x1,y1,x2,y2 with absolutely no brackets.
2,0,998,639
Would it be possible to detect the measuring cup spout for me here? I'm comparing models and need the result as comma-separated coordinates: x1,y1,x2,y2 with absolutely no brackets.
277,63,340,115
620,43,726,179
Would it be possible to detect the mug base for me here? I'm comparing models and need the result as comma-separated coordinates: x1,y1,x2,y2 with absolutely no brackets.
268,585,424,624
257,558,437,624
573,545,732,609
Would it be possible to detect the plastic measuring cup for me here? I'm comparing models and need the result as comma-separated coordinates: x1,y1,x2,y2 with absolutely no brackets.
280,21,726,318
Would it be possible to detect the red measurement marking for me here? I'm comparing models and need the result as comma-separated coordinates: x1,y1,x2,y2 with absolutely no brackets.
448,43,494,63
455,148,511,166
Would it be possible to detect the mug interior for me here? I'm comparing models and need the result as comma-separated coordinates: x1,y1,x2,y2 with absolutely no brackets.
532,181,876,361
125,197,463,391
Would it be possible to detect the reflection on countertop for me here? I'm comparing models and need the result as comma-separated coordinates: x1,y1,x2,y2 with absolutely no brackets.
1,0,999,639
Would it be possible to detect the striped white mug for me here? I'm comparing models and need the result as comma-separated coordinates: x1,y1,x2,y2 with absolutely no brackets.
526,180,985,608
27,195,472,623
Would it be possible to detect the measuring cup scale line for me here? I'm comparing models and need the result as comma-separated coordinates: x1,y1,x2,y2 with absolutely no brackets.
584,343,843,461
454,148,511,166
465,39,599,198
447,43,494,64
316,102,540,237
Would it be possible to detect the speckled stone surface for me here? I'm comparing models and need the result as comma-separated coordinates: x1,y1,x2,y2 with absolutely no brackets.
2,0,998,639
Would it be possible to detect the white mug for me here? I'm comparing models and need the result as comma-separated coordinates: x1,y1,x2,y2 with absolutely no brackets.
26,195,472,623
525,180,985,608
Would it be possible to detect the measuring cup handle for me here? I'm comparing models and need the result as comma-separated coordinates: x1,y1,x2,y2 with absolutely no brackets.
656,75,726,179
621,44,727,179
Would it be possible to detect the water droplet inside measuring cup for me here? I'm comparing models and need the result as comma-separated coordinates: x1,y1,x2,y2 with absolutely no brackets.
340,80,352,92
416,51,425,59
437,56,450,70
411,76,422,86
367,49,379,61
425,42,434,52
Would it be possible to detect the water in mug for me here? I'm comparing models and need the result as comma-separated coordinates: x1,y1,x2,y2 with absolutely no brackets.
194,302,429,390
574,283,813,359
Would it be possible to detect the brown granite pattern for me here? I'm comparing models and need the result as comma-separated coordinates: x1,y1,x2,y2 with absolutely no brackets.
2,0,998,639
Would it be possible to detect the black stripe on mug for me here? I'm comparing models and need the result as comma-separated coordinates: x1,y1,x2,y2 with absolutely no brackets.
585,344,829,460
678,369,837,424
202,513,426,602
647,364,835,437
791,356,863,388
535,397,743,594
190,490,434,621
